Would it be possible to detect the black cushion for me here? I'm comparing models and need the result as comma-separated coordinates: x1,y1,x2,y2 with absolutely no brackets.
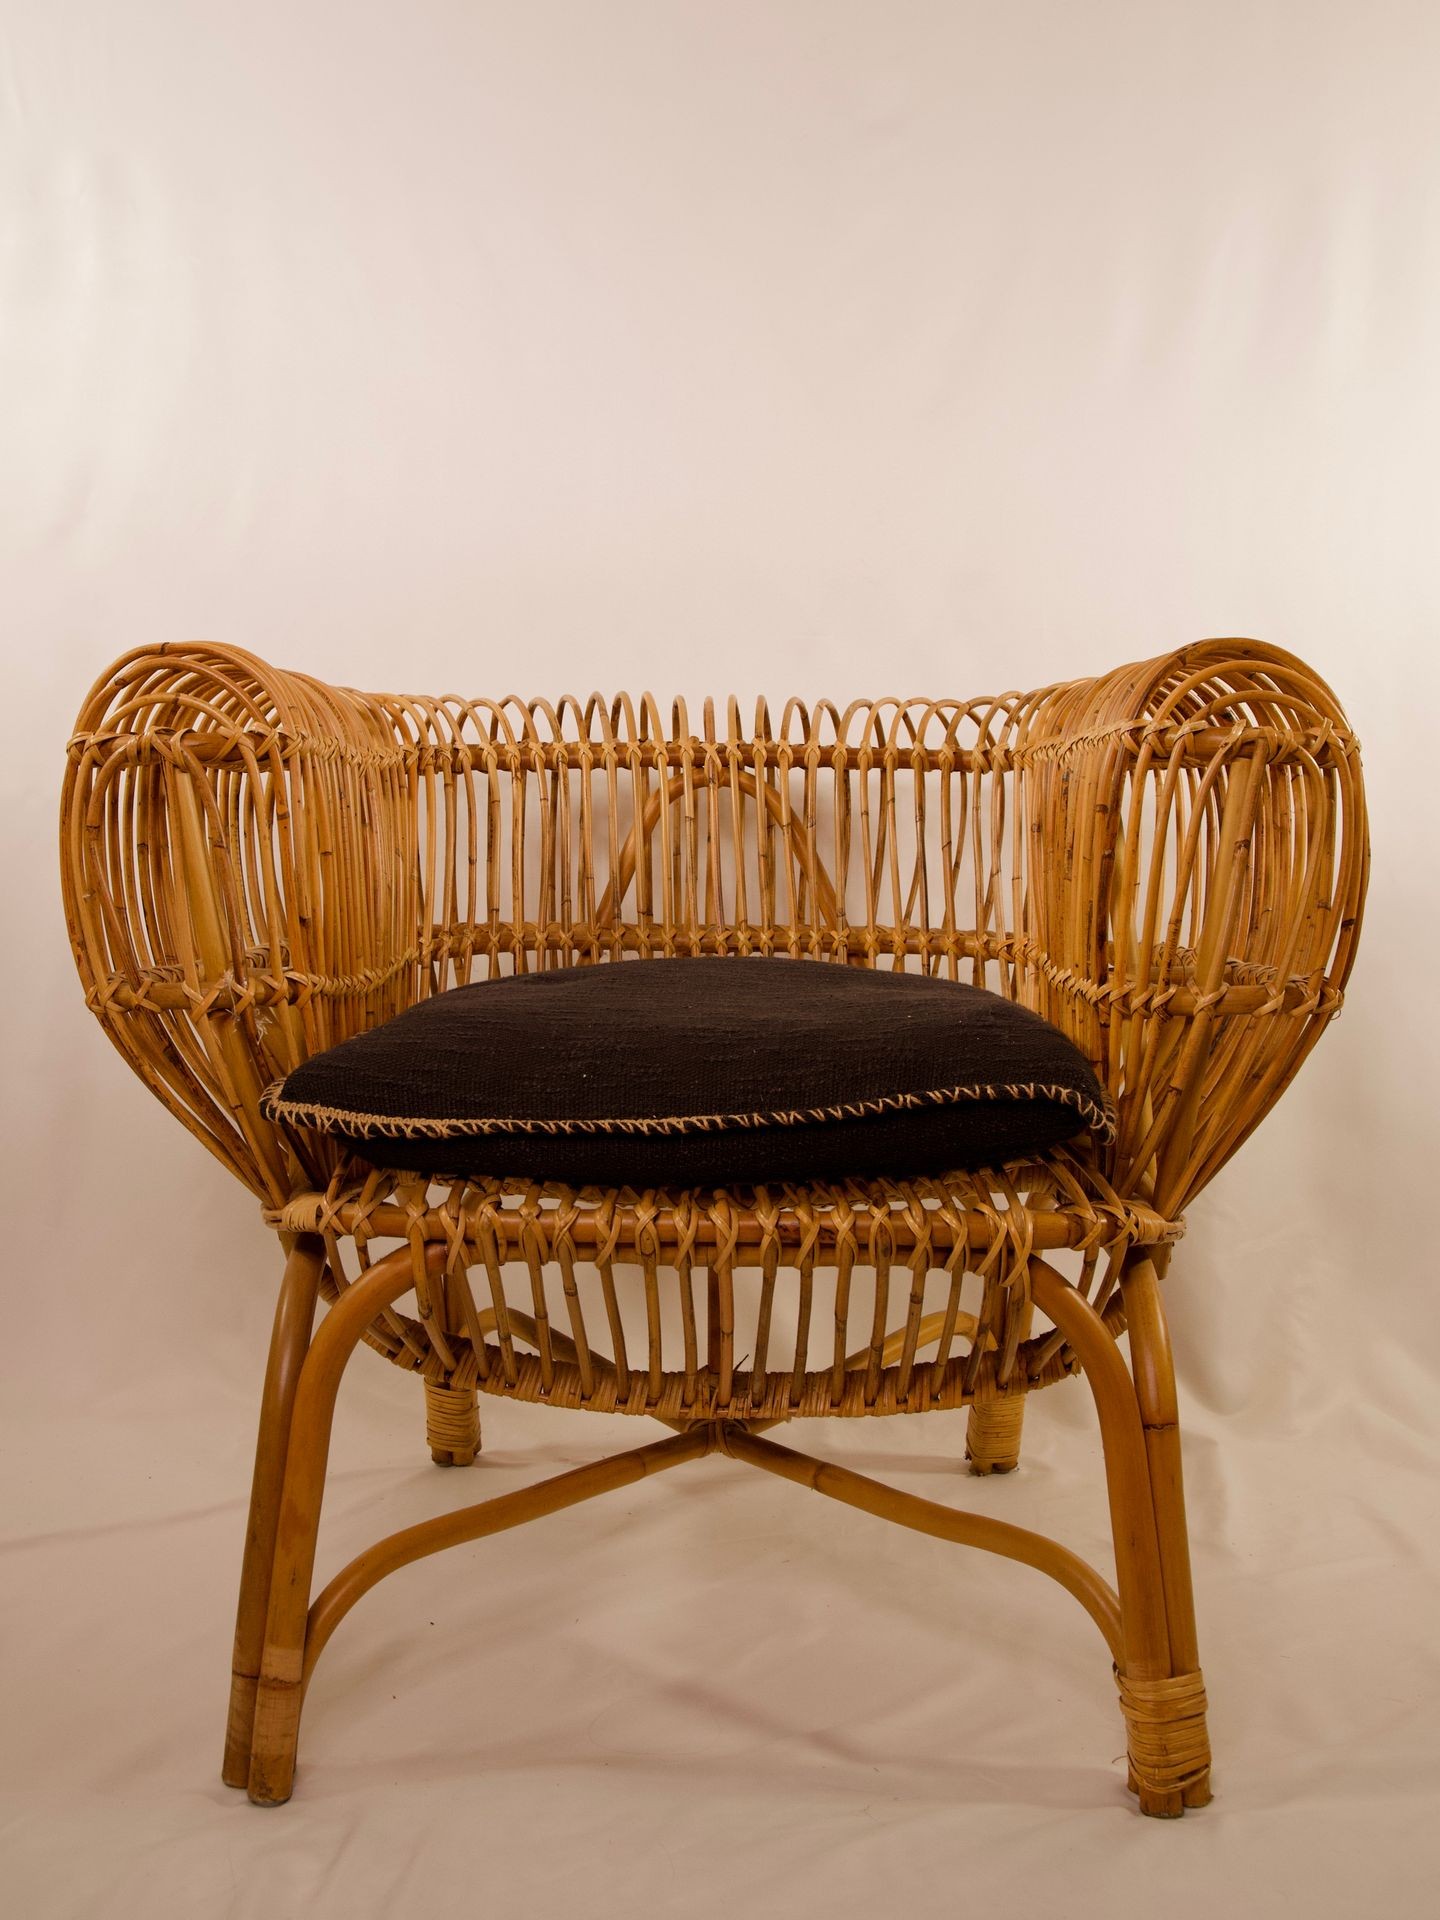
263,957,1113,1188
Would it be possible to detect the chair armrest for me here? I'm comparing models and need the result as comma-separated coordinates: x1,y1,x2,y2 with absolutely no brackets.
62,642,421,1203
1015,639,1368,1215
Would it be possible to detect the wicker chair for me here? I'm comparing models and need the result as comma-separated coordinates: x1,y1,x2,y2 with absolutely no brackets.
62,639,1367,1813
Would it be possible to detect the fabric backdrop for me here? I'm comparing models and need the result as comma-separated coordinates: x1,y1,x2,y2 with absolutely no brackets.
3,4,1437,1915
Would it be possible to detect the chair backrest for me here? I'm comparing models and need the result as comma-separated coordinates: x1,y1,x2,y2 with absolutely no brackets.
403,691,1040,987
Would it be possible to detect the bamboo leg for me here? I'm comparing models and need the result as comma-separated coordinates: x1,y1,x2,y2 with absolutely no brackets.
222,1234,325,1789
965,1296,1034,1474
1030,1258,1208,1817
424,1262,482,1464
425,1380,481,1466
1118,1254,1212,1809
248,1242,440,1806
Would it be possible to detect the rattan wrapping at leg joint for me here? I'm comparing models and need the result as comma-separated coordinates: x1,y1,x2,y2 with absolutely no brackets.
425,1380,481,1465
1116,1667,1212,1802
965,1394,1027,1474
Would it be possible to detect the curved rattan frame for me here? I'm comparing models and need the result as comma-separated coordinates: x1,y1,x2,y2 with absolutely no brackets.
62,638,1367,1814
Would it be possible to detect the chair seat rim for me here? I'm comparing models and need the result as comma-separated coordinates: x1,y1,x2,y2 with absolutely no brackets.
269,1153,1182,1258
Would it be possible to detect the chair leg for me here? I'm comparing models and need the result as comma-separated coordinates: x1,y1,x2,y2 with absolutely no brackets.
965,1295,1034,1474
1031,1256,1212,1816
222,1236,325,1789
964,1393,1027,1474
1118,1255,1213,1812
425,1379,481,1466
248,1243,440,1805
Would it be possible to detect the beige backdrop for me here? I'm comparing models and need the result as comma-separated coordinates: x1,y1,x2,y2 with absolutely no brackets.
3,3,1438,1915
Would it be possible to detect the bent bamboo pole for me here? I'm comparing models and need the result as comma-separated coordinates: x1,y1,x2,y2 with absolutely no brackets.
1118,1254,1200,1678
248,1241,445,1803
304,1427,713,1687
1028,1257,1172,1679
223,1233,325,1787
272,1197,1173,1260
720,1425,1123,1661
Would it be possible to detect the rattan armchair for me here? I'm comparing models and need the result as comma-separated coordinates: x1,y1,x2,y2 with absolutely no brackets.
62,638,1367,1813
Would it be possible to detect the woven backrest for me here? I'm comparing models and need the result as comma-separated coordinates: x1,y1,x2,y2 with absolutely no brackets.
63,641,1367,1212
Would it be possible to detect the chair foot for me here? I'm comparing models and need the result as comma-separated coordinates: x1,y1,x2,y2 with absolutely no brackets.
425,1379,481,1466
222,1678,258,1787
965,1393,1026,1475
247,1673,302,1805
1117,1667,1212,1817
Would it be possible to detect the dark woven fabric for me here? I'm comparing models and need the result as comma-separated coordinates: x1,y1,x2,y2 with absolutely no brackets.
264,957,1113,1187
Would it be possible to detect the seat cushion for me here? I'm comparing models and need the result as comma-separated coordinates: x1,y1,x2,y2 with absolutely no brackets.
263,957,1113,1187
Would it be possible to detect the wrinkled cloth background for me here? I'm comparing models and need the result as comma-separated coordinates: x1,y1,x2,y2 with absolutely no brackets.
3,4,1437,1915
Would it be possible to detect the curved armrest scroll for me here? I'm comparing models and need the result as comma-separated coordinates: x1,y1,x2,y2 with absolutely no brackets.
62,642,421,1202
1015,640,1368,1214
